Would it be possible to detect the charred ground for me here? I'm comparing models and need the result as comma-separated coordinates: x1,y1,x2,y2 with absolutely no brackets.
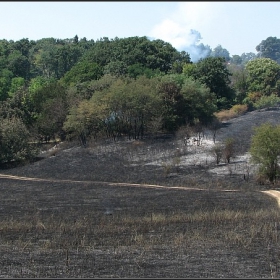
1,106,280,277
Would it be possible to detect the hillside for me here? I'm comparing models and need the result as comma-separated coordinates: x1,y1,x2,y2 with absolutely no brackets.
216,106,280,154
1,106,280,278
1,105,280,188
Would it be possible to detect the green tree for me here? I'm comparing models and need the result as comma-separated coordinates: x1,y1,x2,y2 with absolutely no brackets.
0,88,33,127
127,63,161,79
223,137,235,164
240,52,257,65
13,38,34,57
227,64,248,104
245,58,280,95
102,76,162,139
0,117,38,164
182,63,195,77
7,50,30,79
8,77,25,97
250,123,280,183
230,55,242,65
158,74,217,131
180,77,217,126
0,69,13,101
55,45,82,79
35,41,58,79
63,97,108,145
192,57,234,109
28,76,55,95
83,36,190,75
103,60,128,77
60,60,103,86
63,75,162,142
210,44,230,62
157,74,185,131
253,94,280,109
256,36,280,63
27,81,68,140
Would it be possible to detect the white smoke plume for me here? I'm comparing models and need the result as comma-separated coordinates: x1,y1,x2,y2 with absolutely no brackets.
179,29,211,62
148,2,225,62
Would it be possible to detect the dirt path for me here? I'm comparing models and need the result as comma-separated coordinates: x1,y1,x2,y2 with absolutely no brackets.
2,173,280,208
0,173,238,191
262,190,280,207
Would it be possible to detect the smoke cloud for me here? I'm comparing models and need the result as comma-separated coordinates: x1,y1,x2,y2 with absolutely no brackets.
148,2,225,62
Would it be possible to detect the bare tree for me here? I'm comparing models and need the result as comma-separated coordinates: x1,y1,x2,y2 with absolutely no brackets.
210,144,224,164
208,117,222,144
223,137,235,164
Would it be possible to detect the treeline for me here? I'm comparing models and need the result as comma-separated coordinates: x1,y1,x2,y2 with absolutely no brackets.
1,35,280,164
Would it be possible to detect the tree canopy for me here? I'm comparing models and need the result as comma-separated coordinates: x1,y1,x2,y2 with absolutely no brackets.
191,57,234,109
256,36,280,64
1,34,280,163
250,123,280,183
245,57,280,95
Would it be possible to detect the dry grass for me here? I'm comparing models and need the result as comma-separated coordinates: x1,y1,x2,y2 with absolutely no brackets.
215,104,248,122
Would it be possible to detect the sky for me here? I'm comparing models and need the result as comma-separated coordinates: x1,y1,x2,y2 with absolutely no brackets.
1,1,280,61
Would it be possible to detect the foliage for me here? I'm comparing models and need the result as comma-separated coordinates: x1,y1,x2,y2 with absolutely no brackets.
214,104,247,122
245,58,280,95
231,104,248,115
0,88,33,127
210,44,230,62
28,76,55,94
103,60,128,77
227,64,248,104
63,97,108,145
192,57,234,109
2,34,280,147
64,76,163,141
256,36,280,64
65,74,118,104
127,63,161,79
0,69,13,101
60,60,103,86
27,81,68,140
230,55,242,65
182,63,195,77
83,36,190,76
240,52,257,65
29,37,84,79
0,117,38,164
180,77,217,126
101,76,162,139
252,94,280,110
158,74,217,132
157,74,183,132
8,77,25,97
250,123,280,183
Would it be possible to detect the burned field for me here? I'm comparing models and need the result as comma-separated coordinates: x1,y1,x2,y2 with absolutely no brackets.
1,107,280,278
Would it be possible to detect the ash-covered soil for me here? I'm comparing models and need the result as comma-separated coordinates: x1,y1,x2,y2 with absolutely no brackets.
1,106,280,278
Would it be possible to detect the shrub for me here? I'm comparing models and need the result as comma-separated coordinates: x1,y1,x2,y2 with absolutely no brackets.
0,117,38,164
231,104,248,115
211,144,224,164
250,123,280,183
214,104,248,122
253,94,280,110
